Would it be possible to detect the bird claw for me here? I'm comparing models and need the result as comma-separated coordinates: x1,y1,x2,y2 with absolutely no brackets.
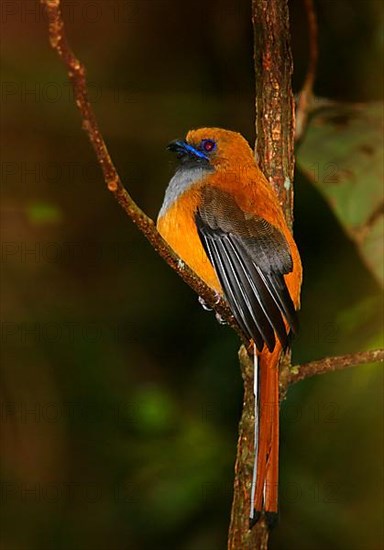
215,312,227,325
198,296,212,311
198,292,221,311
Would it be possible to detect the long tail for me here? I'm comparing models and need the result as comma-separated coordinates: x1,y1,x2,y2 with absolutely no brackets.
249,344,281,528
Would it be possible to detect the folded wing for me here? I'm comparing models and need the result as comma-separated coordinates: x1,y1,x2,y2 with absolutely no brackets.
195,186,298,352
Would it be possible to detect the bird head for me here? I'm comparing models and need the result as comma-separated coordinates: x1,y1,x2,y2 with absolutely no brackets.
167,128,255,171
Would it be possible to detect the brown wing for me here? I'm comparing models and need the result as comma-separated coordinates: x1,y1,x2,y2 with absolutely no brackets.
195,186,298,351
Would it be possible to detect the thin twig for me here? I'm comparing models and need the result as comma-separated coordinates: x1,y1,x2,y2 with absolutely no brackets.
289,348,384,385
40,0,244,343
295,0,318,141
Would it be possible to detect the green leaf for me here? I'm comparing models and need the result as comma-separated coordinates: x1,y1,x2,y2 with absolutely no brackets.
297,101,384,286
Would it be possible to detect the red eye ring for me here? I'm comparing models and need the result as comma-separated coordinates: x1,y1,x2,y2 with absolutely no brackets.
201,139,216,153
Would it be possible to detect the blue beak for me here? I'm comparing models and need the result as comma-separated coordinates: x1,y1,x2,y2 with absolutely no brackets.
167,140,209,161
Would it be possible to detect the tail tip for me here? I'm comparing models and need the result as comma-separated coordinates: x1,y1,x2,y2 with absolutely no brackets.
249,510,261,529
249,511,279,530
265,511,279,530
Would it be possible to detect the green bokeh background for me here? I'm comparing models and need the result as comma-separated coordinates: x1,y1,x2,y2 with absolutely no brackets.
1,1,383,549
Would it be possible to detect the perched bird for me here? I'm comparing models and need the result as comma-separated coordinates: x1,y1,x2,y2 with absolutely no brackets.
157,128,302,526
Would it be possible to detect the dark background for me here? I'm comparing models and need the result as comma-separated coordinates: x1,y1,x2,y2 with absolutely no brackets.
1,1,383,549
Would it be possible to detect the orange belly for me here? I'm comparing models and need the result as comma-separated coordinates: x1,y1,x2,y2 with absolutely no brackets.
157,190,221,292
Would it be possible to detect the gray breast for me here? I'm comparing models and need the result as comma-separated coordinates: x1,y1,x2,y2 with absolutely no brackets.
158,165,213,219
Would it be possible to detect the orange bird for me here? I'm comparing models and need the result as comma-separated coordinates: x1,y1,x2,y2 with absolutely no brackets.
157,128,302,526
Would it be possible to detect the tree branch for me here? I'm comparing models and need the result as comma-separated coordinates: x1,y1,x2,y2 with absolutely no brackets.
252,0,295,227
228,347,270,550
288,348,384,385
229,1,295,548
40,0,245,344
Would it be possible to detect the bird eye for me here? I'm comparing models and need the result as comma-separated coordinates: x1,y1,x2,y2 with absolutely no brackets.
201,139,216,153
